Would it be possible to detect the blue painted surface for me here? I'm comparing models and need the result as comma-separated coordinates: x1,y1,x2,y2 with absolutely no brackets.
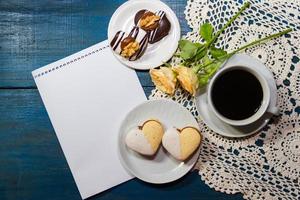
0,0,244,199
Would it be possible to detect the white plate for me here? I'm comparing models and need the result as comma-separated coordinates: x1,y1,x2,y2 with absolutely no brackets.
195,54,278,138
118,99,200,183
108,0,181,70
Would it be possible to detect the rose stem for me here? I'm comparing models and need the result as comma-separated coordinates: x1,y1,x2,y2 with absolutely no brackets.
207,2,251,47
196,28,292,73
192,2,250,64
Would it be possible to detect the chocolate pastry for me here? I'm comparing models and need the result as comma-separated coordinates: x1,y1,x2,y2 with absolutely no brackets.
136,11,160,31
110,31,126,54
134,9,171,44
110,26,149,61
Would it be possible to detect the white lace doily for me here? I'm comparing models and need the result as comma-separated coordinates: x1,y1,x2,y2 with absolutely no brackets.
150,0,300,199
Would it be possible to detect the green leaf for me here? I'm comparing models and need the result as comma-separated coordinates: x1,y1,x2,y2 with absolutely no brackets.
195,47,207,60
198,75,210,86
198,58,224,87
200,23,214,42
178,39,191,49
180,51,195,60
205,65,216,74
178,40,199,60
202,55,212,65
194,42,204,48
178,40,200,51
192,55,211,73
205,60,223,75
210,46,227,59
178,40,205,60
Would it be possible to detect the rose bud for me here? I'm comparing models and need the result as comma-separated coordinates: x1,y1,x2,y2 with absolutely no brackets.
173,66,199,96
150,67,177,95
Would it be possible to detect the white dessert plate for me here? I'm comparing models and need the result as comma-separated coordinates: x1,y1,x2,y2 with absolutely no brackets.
118,99,200,184
108,0,181,70
195,54,278,138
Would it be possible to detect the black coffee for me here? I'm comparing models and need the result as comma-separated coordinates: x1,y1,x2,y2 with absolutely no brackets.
211,69,263,120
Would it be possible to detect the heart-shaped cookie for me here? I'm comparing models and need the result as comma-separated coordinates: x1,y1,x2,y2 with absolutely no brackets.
125,120,164,156
162,126,201,161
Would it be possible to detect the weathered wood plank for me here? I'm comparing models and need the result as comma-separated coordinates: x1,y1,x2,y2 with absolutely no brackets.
137,71,154,87
0,0,189,88
0,89,243,200
0,0,243,199
0,0,124,87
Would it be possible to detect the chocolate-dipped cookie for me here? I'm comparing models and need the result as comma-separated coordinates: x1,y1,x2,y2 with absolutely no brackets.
110,26,149,61
110,30,126,54
135,10,160,31
134,9,171,44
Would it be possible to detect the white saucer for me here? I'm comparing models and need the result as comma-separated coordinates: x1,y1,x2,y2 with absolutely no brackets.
118,99,200,183
108,0,181,70
195,54,278,138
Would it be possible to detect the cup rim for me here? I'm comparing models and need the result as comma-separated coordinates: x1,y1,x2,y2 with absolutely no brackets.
207,65,271,126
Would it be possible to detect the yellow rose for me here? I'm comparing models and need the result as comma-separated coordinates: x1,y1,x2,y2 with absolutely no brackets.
173,66,199,96
150,67,177,95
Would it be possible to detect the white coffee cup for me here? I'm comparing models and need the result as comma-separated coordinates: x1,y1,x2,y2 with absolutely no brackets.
207,65,279,126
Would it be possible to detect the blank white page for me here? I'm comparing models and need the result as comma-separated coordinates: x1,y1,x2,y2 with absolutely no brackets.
32,40,146,199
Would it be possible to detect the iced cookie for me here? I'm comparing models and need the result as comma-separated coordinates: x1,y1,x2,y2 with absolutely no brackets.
162,126,201,161
125,120,164,156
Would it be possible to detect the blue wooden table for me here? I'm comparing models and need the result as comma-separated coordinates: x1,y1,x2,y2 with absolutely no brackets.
0,1,244,199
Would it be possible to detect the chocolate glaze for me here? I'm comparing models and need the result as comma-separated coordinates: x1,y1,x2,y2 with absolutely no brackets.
110,26,149,61
110,31,125,51
138,11,159,31
110,9,171,61
149,10,171,44
129,26,149,61
128,26,140,39
120,37,135,50
134,9,171,44
134,10,147,25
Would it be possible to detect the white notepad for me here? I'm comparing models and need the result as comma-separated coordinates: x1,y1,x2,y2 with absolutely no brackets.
32,40,146,199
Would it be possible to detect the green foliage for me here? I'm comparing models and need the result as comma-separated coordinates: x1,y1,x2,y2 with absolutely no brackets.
178,40,202,60
178,21,229,87
176,1,292,88
210,46,227,59
200,23,214,42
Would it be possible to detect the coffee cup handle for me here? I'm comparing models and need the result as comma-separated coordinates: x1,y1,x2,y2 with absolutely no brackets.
267,106,280,116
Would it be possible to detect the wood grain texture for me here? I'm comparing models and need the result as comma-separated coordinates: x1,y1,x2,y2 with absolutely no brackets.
0,0,122,87
0,89,243,200
0,0,244,199
0,0,189,88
